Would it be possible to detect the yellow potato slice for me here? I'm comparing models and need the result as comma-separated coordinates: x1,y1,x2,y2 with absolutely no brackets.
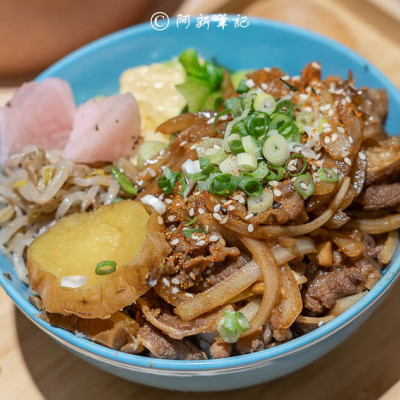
28,200,170,319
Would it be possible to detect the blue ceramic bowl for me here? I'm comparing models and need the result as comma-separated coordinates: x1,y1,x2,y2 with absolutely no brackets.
1,16,400,392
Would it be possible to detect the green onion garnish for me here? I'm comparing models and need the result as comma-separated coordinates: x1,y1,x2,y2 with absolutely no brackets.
279,77,299,92
242,135,260,157
263,134,290,166
228,139,244,155
209,173,239,197
231,120,249,137
237,153,258,172
267,166,285,181
317,167,339,183
285,154,307,177
183,216,198,226
224,97,244,117
247,189,274,213
253,93,276,114
183,227,207,238
274,100,295,118
186,157,213,181
157,166,187,195
236,79,249,94
95,260,116,275
111,197,124,204
246,111,269,138
250,161,269,180
217,310,249,343
294,173,315,199
213,109,231,134
239,175,263,196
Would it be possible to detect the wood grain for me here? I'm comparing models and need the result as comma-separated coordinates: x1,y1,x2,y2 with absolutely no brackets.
1,0,400,399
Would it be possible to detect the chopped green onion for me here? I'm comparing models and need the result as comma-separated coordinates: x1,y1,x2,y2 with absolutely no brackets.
183,227,207,238
238,175,263,196
253,93,276,114
213,110,231,134
95,260,116,275
269,113,291,130
209,174,239,197
242,135,259,156
224,97,243,117
157,166,187,195
186,157,213,181
294,173,315,199
250,161,269,180
137,141,168,170
224,133,242,152
228,139,244,155
246,111,269,138
111,197,124,204
231,120,249,137
275,100,295,118
110,167,138,196
279,77,299,92
236,79,249,94
267,166,285,181
204,147,228,164
296,111,313,132
317,167,339,183
219,154,240,176
237,153,258,172
247,189,274,213
183,216,198,226
217,310,249,343
197,138,224,158
263,135,290,166
285,154,307,177
231,70,254,90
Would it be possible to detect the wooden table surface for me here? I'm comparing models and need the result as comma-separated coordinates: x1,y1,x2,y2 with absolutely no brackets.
1,0,400,399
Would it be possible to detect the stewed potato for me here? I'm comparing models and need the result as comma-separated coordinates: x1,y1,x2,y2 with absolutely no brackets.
28,200,170,319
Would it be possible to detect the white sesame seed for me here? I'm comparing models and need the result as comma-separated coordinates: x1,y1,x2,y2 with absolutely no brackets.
228,205,235,211
219,115,229,121
311,164,317,171
238,196,245,204
190,144,197,150
349,136,354,144
165,198,173,204
179,141,187,147
324,136,331,144
213,204,221,213
157,216,163,225
220,216,229,225
198,208,205,214
248,224,254,233
261,83,269,91
194,191,201,196
311,61,321,69
224,200,233,206
162,277,170,287
331,133,338,141
209,235,219,242
168,215,175,222
196,240,206,247
300,182,308,190
189,208,195,217
328,109,334,117
323,126,331,133
318,321,324,327
303,106,312,112
148,278,157,287
213,212,222,221
341,151,349,158
274,189,282,197
189,272,196,280
269,180,279,188
191,233,199,240
341,99,347,106
171,277,180,285
337,127,345,133
170,238,179,246
359,152,366,160
185,293,194,298
245,213,254,220
172,287,179,294
344,157,352,166
171,226,177,232
207,117,215,124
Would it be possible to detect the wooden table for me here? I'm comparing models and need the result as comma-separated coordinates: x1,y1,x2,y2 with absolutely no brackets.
1,0,400,398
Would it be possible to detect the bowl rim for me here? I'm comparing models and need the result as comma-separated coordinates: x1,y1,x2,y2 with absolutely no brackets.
2,16,400,372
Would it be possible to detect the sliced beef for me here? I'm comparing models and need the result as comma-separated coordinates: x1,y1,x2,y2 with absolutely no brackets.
357,183,400,210
138,323,206,360
303,267,366,314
